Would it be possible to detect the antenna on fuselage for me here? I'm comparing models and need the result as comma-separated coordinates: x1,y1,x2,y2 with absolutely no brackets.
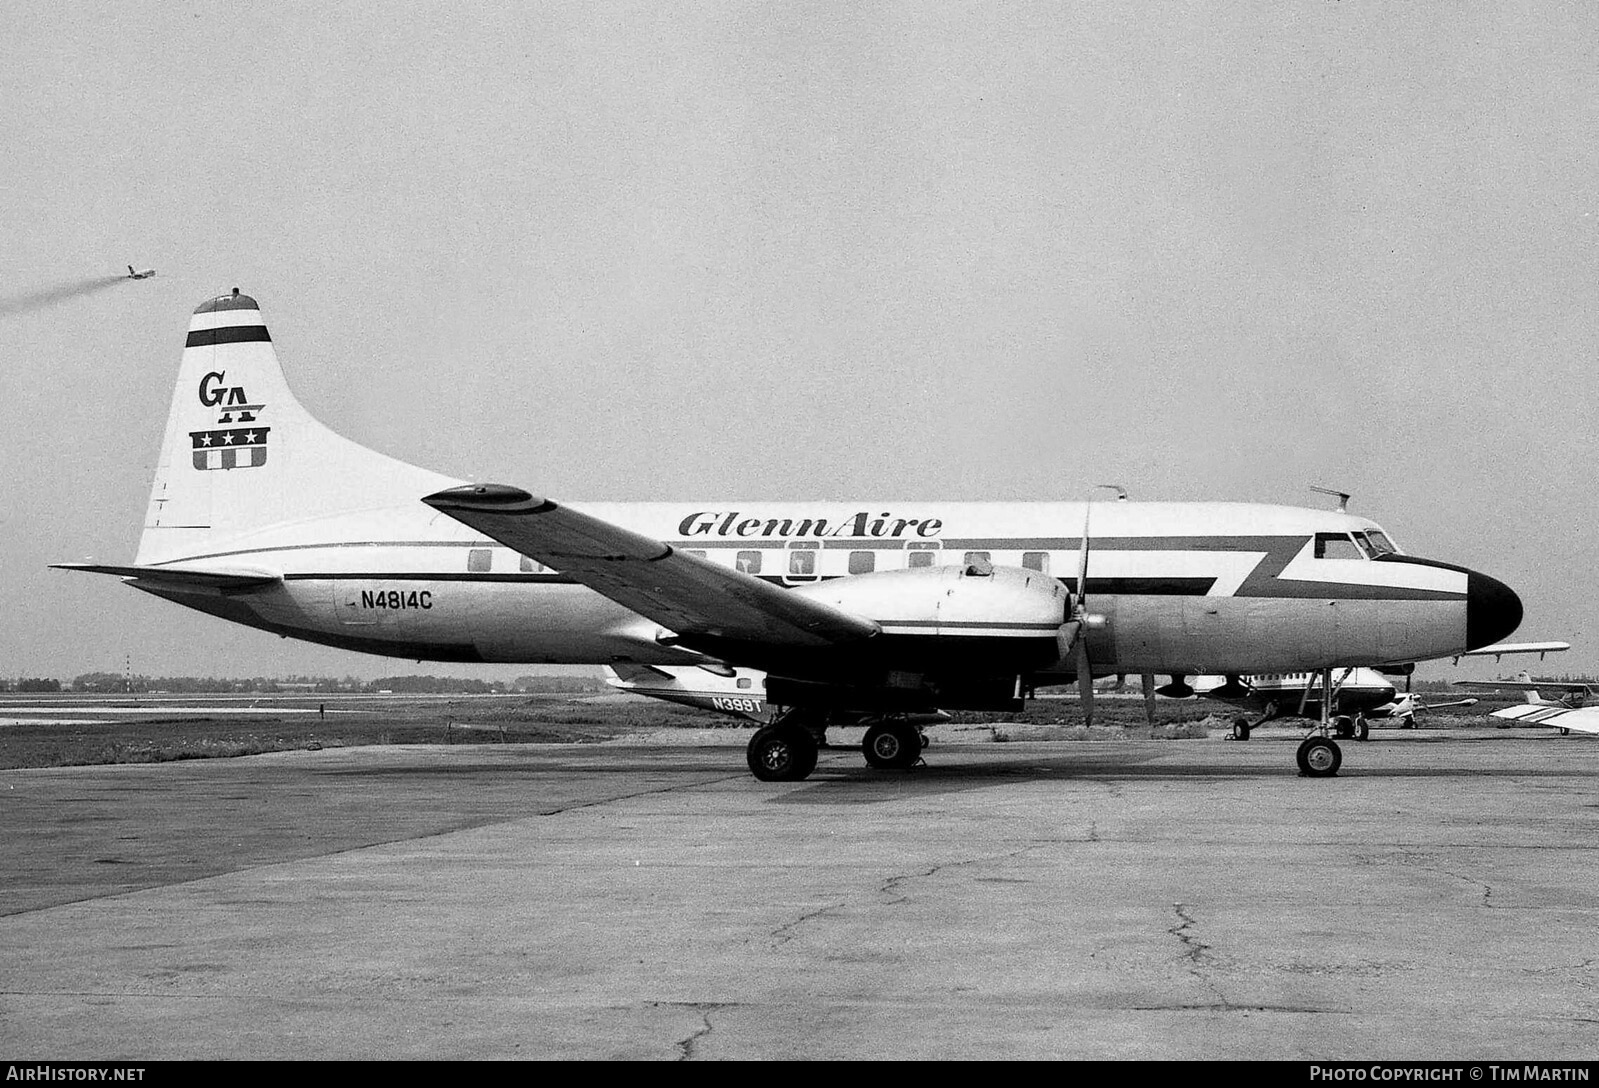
1309,486,1351,513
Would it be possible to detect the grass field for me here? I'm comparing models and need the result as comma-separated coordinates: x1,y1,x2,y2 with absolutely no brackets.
0,691,1517,770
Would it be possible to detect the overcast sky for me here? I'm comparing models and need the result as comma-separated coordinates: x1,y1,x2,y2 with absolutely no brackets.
2,2,1594,682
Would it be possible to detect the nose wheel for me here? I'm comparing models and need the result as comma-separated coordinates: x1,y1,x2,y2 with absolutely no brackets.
1296,734,1342,777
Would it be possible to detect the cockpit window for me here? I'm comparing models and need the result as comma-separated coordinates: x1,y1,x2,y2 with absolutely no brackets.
1314,533,1365,561
1363,530,1399,556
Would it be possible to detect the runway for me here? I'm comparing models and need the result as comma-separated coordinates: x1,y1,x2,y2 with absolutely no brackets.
2,727,1596,1060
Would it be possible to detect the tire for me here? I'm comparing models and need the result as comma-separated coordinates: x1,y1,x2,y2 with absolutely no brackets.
1232,718,1252,741
862,721,921,770
747,725,819,782
1355,717,1369,742
1296,736,1342,778
1333,715,1355,739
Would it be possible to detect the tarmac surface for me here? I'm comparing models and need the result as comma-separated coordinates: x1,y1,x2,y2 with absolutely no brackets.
2,725,1596,1060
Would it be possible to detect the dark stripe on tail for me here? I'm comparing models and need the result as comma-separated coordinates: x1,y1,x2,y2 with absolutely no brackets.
186,326,272,347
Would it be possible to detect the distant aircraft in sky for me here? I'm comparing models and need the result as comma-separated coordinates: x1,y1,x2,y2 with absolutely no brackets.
55,290,1527,781
127,265,155,280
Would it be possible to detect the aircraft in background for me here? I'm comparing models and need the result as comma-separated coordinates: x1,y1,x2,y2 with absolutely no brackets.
1191,642,1564,738
126,265,155,280
55,291,1527,781
1454,671,1599,736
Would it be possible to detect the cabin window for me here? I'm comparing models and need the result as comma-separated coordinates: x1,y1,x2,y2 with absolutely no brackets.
736,551,762,575
468,548,492,573
789,549,816,576
1022,551,1049,573
1363,531,1398,556
1313,533,1364,561
520,555,545,573
962,551,991,566
848,551,875,574
907,551,935,569
737,678,752,689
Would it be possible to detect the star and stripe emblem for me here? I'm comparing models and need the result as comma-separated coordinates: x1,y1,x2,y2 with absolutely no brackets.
189,426,271,470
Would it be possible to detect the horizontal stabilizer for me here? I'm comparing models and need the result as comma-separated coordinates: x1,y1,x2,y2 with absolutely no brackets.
51,562,280,590
605,662,678,684
423,484,880,649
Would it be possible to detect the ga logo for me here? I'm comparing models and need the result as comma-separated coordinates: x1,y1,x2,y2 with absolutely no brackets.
189,371,270,471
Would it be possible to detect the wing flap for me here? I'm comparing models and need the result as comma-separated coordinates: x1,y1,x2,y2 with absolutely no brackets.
423,485,879,649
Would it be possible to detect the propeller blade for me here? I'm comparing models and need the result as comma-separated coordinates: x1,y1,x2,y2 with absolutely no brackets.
1076,631,1094,729
1056,619,1080,669
1075,503,1092,605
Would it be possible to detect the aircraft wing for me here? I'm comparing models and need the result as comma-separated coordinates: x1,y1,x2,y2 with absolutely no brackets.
1490,703,1599,735
1455,641,1570,661
51,562,280,590
423,485,880,649
1453,680,1596,694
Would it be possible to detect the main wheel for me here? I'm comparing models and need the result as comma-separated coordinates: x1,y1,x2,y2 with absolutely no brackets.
1354,716,1370,742
862,721,922,770
1333,715,1355,739
747,725,819,782
1232,718,1252,741
1296,735,1342,778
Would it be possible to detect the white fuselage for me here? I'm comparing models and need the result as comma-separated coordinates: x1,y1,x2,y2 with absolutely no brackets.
136,497,1488,676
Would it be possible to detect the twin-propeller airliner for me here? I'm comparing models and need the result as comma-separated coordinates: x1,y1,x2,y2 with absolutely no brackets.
56,292,1525,780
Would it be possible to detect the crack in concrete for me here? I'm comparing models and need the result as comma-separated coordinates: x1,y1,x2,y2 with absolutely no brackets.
770,901,846,946
769,840,1088,946
662,1002,735,1060
1170,902,1231,1009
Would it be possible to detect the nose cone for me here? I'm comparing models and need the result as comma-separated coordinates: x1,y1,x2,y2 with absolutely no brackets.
1466,570,1523,650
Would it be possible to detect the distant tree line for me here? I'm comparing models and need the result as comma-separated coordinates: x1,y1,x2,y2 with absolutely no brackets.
1,673,604,695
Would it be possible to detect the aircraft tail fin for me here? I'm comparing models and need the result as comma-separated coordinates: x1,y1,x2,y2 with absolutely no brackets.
135,291,458,566
1511,670,1543,702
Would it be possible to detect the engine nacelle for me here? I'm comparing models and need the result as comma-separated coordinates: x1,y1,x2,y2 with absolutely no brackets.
790,562,1068,677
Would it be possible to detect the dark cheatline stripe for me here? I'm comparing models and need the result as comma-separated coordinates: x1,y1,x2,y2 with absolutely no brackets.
282,572,577,584
186,325,271,347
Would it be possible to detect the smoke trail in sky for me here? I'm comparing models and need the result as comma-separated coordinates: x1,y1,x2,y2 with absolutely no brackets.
0,274,129,317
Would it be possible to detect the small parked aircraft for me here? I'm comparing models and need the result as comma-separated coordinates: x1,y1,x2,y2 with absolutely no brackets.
1455,672,1599,736
126,265,155,280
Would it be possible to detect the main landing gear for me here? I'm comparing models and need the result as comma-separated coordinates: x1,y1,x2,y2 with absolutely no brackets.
861,720,924,770
745,710,926,782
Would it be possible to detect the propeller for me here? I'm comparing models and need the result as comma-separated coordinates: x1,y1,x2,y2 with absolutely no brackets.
1057,490,1113,728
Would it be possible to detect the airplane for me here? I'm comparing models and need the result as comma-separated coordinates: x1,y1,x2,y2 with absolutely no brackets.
1454,672,1599,736
1185,639,1564,739
54,290,1527,782
127,266,155,280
